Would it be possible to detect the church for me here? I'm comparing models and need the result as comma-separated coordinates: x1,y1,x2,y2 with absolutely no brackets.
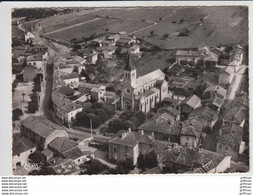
121,55,168,113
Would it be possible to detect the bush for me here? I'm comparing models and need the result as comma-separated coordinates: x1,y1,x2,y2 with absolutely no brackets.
135,111,146,124
116,158,134,174
144,151,158,169
12,108,23,121
94,109,108,123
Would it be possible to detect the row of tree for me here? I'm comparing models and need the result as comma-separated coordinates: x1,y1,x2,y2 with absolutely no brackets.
76,102,115,129
108,110,146,133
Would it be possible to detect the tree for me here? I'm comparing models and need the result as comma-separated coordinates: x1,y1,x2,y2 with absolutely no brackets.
12,108,23,121
88,113,102,129
159,17,163,21
94,109,108,123
137,153,145,170
124,120,136,131
135,111,146,124
28,101,38,113
150,30,154,37
76,112,89,126
108,119,125,133
163,33,169,39
129,116,140,127
144,151,158,169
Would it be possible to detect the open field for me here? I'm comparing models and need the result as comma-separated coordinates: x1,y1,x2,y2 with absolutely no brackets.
41,6,248,48
47,18,150,42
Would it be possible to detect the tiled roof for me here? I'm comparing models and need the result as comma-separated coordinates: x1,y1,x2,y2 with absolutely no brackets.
58,86,75,96
181,95,201,108
173,147,225,168
163,98,182,107
223,66,234,75
176,50,199,57
62,72,79,80
13,136,36,156
189,106,218,122
132,69,165,89
218,123,243,146
27,54,43,61
158,107,180,118
109,131,154,147
138,121,180,135
63,147,84,160
223,106,245,125
52,89,83,113
49,137,78,154
21,116,66,138
204,85,227,98
180,120,202,138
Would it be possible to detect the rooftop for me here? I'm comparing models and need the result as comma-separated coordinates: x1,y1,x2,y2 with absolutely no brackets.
49,137,78,154
181,95,201,108
21,116,66,138
189,106,218,121
62,72,79,80
109,130,154,147
27,54,43,61
13,136,36,156
203,85,227,98
176,50,199,57
132,69,165,89
138,121,180,135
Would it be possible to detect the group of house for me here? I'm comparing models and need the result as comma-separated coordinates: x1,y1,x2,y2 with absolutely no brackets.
105,44,247,172
12,31,49,83
13,115,94,175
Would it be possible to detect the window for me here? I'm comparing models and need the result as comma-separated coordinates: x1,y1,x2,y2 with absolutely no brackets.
17,154,20,157
30,150,33,153
78,159,80,162
186,136,189,141
113,147,116,152
219,144,222,149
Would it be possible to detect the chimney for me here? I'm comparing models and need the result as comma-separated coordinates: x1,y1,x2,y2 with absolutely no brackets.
140,130,144,135
121,133,127,139
128,128,131,132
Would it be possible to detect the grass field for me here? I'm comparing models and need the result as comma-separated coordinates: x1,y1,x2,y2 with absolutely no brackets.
47,18,151,41
41,6,248,48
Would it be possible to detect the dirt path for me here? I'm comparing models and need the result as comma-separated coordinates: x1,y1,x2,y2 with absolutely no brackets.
44,17,102,35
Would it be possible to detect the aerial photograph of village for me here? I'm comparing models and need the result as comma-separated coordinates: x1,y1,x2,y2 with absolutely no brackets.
11,6,249,175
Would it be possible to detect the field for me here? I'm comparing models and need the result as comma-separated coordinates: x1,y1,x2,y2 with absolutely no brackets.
41,6,248,48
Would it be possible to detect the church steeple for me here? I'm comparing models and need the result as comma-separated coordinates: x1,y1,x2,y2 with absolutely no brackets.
123,53,137,82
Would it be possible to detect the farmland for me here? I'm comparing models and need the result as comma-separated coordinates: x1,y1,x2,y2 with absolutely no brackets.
41,6,248,48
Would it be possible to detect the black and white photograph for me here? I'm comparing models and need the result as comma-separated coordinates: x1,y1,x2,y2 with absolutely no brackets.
11,5,249,175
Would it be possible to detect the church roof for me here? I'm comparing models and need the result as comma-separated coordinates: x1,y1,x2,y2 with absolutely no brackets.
132,69,165,89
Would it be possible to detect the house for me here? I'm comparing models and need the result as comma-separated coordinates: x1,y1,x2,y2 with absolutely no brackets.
24,31,35,43
162,97,182,110
156,107,180,123
26,54,44,71
61,72,79,89
164,147,231,173
219,66,234,85
188,106,218,129
108,130,154,165
52,89,83,127
223,106,245,127
78,82,106,102
79,49,98,64
180,95,201,115
138,121,180,143
203,85,227,100
216,123,245,160
48,137,89,165
23,65,38,82
180,120,203,148
12,136,37,170
58,86,75,97
198,46,219,65
116,36,136,47
20,116,68,150
129,45,140,54
175,50,200,65
121,55,168,113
